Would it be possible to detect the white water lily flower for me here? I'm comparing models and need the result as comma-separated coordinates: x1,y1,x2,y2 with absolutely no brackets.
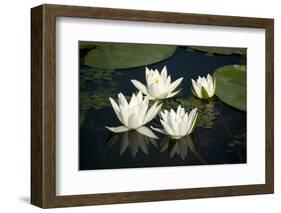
191,74,216,99
106,91,162,139
131,66,183,100
151,105,198,139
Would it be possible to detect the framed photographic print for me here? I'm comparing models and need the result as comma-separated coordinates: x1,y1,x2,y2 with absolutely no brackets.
31,4,274,208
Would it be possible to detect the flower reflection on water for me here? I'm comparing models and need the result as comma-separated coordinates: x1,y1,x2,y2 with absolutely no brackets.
106,130,206,164
160,135,206,163
106,130,157,158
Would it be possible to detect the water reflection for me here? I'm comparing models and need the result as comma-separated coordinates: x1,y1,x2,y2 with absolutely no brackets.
160,135,206,163
106,131,207,164
106,130,157,158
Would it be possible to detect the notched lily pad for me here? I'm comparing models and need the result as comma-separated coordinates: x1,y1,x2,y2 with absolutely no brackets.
84,43,177,69
188,46,246,55
79,41,98,49
213,64,246,111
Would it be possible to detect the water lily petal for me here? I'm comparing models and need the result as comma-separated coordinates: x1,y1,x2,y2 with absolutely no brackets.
131,80,148,96
176,105,182,115
166,89,181,98
191,86,201,98
160,120,174,136
147,83,165,98
179,106,185,117
150,126,167,135
206,76,214,96
201,78,208,88
188,108,197,122
144,103,162,124
186,108,198,134
143,101,158,123
191,79,196,87
167,77,183,93
127,113,140,129
183,113,189,131
118,93,128,107
197,76,202,85
145,67,151,83
170,109,177,121
161,66,168,79
148,103,162,122
109,98,122,121
136,126,159,139
129,93,137,107
136,91,143,102
187,112,198,135
138,97,149,124
155,69,160,76
119,106,129,126
207,74,212,83
106,125,129,133
165,76,171,87
147,95,157,100
191,79,202,98
160,111,169,123
167,112,179,135
201,86,210,99
179,122,187,136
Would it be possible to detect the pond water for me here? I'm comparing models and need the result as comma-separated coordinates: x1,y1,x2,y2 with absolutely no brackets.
79,46,246,170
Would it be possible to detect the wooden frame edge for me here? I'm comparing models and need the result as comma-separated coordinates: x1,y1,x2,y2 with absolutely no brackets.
31,5,44,207
265,19,274,194
31,4,274,208
44,184,271,208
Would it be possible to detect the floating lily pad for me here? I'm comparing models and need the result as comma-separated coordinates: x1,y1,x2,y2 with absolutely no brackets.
79,41,97,49
79,88,132,127
84,43,177,69
80,67,114,81
213,65,246,111
188,46,246,55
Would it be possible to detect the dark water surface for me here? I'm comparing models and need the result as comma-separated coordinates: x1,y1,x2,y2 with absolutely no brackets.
79,46,246,170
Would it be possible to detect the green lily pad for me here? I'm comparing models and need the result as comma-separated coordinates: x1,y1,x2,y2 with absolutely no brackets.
213,65,246,111
79,41,97,49
80,67,114,81
188,46,246,55
84,43,177,69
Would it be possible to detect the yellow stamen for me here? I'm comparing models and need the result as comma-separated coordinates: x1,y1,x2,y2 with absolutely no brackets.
152,76,160,84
